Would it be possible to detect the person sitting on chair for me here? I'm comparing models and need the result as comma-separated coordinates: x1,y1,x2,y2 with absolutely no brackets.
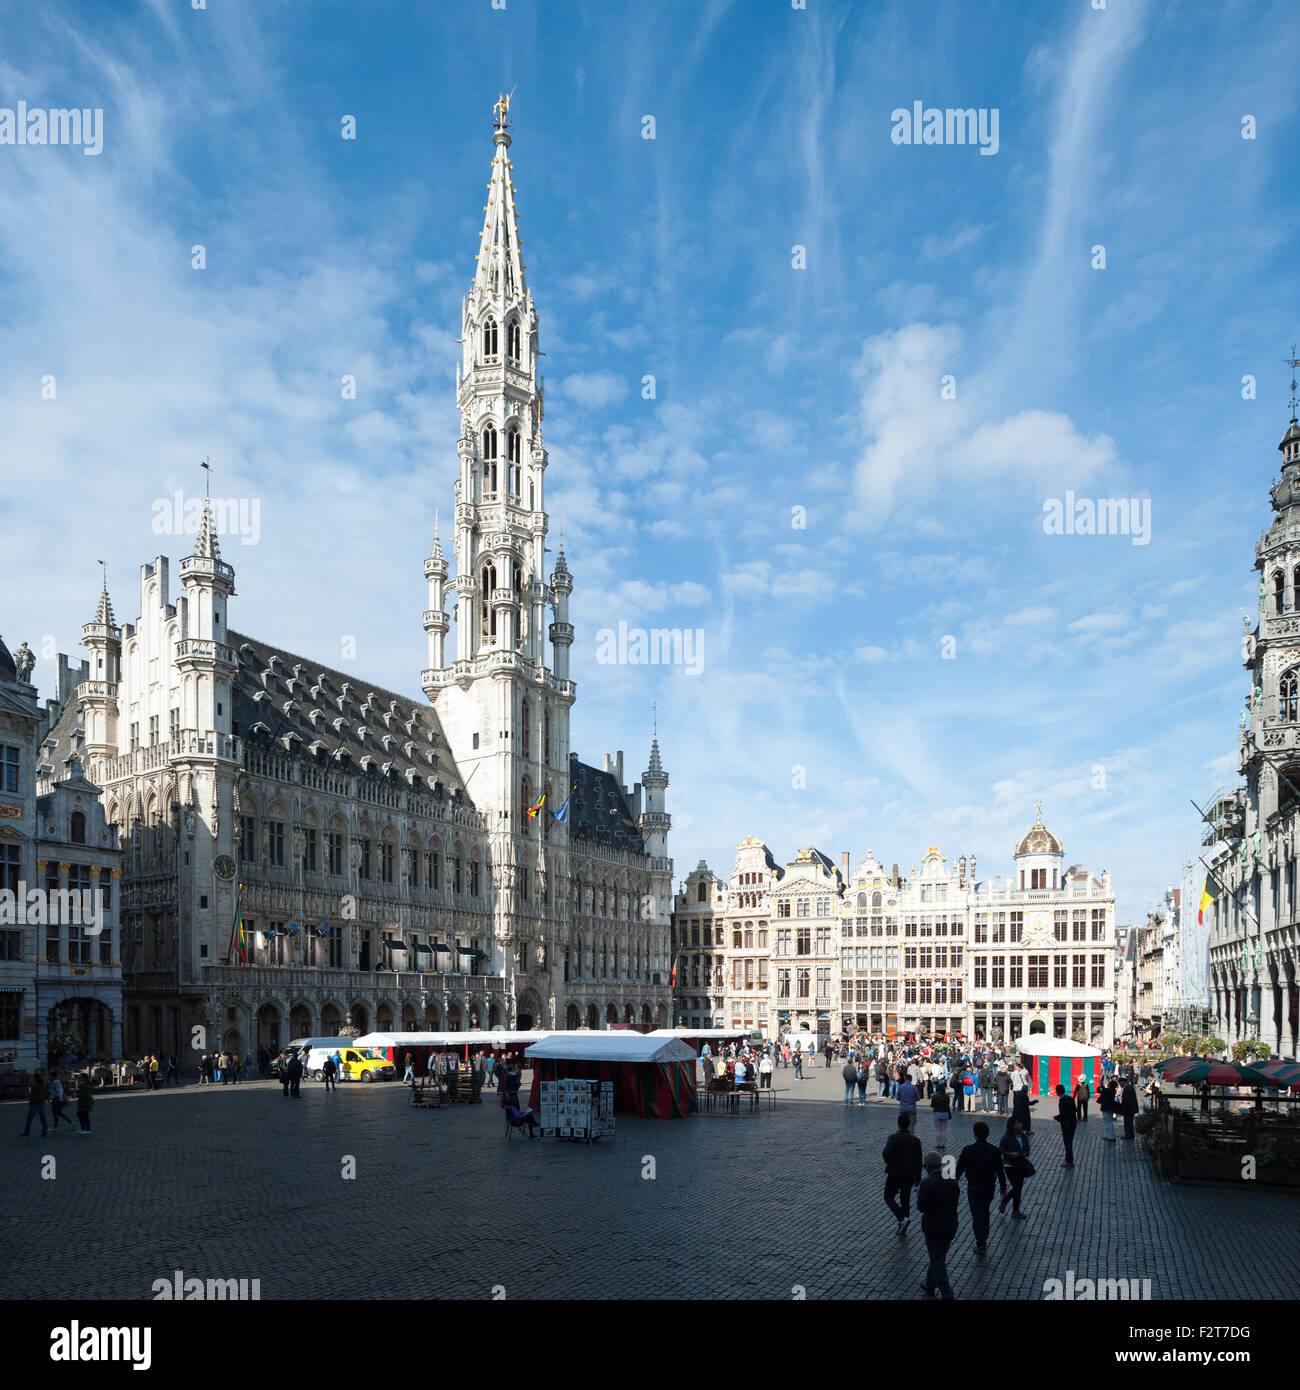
505,1102,540,1137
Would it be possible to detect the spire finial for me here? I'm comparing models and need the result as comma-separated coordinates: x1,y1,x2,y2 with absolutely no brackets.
1286,342,1300,424
434,507,440,540
98,558,107,592
653,701,658,737
201,455,211,499
1034,799,1043,822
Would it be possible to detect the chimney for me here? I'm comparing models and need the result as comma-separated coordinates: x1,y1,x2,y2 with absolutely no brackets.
958,855,967,886
615,750,624,787
970,854,976,884
841,851,850,879
891,863,900,887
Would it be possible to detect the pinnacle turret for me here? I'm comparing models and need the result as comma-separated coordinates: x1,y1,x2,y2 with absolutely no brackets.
473,92,526,300
194,498,222,560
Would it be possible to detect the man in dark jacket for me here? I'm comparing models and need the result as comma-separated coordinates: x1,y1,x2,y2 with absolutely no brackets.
21,1072,49,1137
286,1055,303,1098
977,1064,993,1112
882,1113,923,1234
1120,1079,1139,1140
955,1121,1006,1252
1053,1083,1078,1166
917,1151,960,1299
993,1066,1012,1115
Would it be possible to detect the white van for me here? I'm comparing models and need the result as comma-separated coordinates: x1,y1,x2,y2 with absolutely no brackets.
271,1037,345,1078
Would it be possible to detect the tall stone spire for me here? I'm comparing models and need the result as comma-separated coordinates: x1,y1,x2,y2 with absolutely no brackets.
474,91,526,300
194,497,222,560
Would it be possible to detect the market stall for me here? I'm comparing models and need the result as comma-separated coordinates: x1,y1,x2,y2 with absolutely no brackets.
356,1030,549,1078
1012,1034,1102,1098
526,1032,698,1118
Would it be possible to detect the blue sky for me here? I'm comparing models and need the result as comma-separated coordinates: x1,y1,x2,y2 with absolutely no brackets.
2,0,1298,926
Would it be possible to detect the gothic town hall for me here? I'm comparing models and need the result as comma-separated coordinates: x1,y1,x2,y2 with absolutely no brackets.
16,105,673,1066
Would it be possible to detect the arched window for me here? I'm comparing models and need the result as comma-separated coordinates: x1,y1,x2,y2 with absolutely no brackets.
507,428,521,498
1293,567,1300,610
481,426,498,495
1275,571,1286,615
507,319,521,363
872,891,882,908
480,563,497,642
71,811,86,844
483,318,498,359
522,700,532,759
1281,669,1299,724
857,892,867,908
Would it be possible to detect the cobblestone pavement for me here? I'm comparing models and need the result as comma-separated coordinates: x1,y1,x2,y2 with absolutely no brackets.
2,1063,1294,1300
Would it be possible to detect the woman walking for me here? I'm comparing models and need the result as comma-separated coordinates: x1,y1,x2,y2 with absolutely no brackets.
49,1074,71,1129
997,1117,1032,1220
856,1059,870,1105
931,1079,951,1148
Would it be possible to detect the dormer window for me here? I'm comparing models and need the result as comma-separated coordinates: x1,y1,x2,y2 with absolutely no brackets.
507,318,521,363
483,318,498,359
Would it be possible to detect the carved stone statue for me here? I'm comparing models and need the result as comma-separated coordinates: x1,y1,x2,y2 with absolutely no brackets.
1241,708,1249,731
13,642,34,682
1255,686,1264,709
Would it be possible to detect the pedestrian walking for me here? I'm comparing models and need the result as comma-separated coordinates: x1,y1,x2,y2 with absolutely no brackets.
403,1051,415,1084
1053,1084,1078,1166
1012,1081,1033,1136
1120,1079,1139,1140
75,1078,94,1134
1099,1079,1118,1141
20,1071,49,1137
997,1117,1033,1220
978,1063,994,1113
287,1054,303,1098
897,1073,920,1132
1073,1074,1090,1121
842,1058,859,1105
759,1053,773,1088
280,1060,292,1096
917,1151,959,1300
875,1059,889,1098
792,1047,803,1080
49,1074,71,1130
956,1121,1007,1253
931,1079,951,1148
882,1114,923,1234
149,1054,160,1089
993,1065,1011,1115
321,1055,338,1091
856,1060,869,1105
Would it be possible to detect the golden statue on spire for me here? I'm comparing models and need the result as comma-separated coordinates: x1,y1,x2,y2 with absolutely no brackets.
494,91,511,127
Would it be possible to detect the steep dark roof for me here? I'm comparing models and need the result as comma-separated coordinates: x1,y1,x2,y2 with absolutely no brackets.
568,754,644,852
228,629,471,801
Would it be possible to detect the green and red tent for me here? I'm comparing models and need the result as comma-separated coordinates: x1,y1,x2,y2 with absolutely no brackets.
1013,1035,1103,1098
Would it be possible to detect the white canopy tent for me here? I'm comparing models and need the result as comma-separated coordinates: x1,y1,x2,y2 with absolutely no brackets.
526,1032,696,1063
356,1030,551,1051
1011,1035,1102,1058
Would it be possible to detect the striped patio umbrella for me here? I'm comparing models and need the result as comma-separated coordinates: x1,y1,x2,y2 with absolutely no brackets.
1156,1056,1275,1086
1252,1059,1300,1091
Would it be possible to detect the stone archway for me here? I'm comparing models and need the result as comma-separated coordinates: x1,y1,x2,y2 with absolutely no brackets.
641,1004,652,1025
424,1002,442,1031
566,1003,580,1030
516,988,543,1032
401,1003,418,1031
289,1002,313,1040
488,1001,503,1029
468,999,483,1031
320,1002,342,1035
349,1003,370,1036
586,1003,599,1030
377,1003,395,1033
606,1003,619,1025
447,1001,463,1031
624,1003,636,1024
45,997,113,1065
256,1003,282,1055
655,1003,667,1027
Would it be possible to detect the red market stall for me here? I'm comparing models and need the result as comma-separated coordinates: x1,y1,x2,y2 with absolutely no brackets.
1013,1034,1103,1098
526,1032,698,1118
356,1030,548,1077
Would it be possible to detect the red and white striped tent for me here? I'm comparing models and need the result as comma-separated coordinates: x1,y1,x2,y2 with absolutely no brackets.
1013,1034,1103,1098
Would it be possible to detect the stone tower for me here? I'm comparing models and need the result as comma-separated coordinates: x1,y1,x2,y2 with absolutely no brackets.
422,97,575,1028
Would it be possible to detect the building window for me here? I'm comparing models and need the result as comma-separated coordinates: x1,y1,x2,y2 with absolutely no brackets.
796,899,810,918
796,925,811,955
1275,571,1286,615
240,816,257,863
303,828,318,873
327,831,344,876
1009,911,1023,943
1091,909,1106,940
974,957,988,989
974,914,988,944
816,897,830,916
265,820,285,868
149,715,159,746
169,707,180,742
1091,953,1106,988
1028,954,1049,990
470,861,481,895
776,927,790,956
991,957,1006,989
70,811,86,844
507,318,521,363
777,969,790,998
1072,954,1086,988
992,913,1006,943
816,966,831,998
1010,958,1023,989
381,842,394,883
904,945,917,969
797,968,811,998
360,839,372,879
1053,955,1068,988
483,317,498,359
0,745,18,793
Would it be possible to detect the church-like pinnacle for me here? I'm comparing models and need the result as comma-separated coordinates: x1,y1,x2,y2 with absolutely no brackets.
193,498,222,560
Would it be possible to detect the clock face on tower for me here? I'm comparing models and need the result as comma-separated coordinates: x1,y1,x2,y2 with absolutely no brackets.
214,855,236,881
